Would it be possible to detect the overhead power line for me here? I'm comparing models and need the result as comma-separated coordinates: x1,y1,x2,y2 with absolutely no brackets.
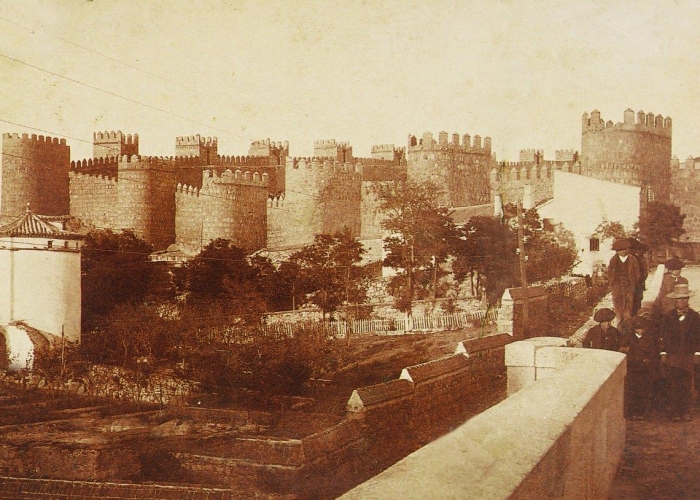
0,52,253,142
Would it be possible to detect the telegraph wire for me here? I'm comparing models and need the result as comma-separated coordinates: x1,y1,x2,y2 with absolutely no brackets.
0,15,280,130
0,52,254,143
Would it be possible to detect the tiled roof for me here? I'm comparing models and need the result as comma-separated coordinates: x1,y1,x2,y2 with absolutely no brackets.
448,204,494,226
0,209,81,239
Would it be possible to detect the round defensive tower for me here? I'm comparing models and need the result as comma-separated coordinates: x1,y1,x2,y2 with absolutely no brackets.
116,155,177,250
581,109,672,202
1,133,70,223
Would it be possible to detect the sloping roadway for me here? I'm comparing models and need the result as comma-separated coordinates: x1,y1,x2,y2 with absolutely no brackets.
608,264,700,499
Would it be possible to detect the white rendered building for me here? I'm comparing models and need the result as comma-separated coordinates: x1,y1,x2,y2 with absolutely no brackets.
0,208,82,370
537,170,640,276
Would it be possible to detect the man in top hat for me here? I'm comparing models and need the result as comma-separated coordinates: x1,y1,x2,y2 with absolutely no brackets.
608,238,642,325
582,307,621,351
659,283,700,421
654,257,689,316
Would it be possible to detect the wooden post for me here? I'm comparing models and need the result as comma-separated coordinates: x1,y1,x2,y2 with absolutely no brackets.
60,325,65,379
517,199,529,334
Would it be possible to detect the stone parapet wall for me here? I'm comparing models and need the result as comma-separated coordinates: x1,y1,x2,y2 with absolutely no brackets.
339,339,626,499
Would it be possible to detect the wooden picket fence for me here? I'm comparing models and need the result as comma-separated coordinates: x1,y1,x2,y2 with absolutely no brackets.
261,308,499,340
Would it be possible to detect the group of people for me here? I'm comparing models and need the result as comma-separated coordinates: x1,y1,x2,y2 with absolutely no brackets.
583,243,700,422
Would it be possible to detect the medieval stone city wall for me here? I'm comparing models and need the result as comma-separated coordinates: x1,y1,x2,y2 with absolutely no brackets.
268,158,363,248
175,169,268,254
407,131,494,207
69,170,118,230
581,109,672,202
1,133,70,222
671,156,700,242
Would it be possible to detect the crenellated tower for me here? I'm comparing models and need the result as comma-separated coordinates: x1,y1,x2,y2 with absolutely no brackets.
93,130,139,159
175,135,218,164
371,143,406,163
581,109,672,202
314,139,353,163
248,139,289,166
267,157,363,249
1,133,70,222
406,130,494,207
176,169,269,254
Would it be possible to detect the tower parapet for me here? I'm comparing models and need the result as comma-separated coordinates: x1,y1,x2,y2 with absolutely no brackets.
313,139,353,162
371,143,406,163
519,149,544,163
582,109,671,137
93,130,138,159
406,130,494,206
248,139,289,165
175,134,218,164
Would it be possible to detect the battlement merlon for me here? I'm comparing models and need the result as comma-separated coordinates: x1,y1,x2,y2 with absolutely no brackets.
555,149,577,162
288,157,364,173
202,168,270,187
93,131,139,145
250,139,290,149
175,135,218,146
70,157,119,170
407,131,492,152
582,109,672,137
3,132,68,146
313,139,351,148
519,149,544,162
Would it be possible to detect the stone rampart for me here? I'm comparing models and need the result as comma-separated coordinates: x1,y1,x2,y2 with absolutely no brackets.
340,339,626,500
175,169,268,254
671,157,700,242
69,171,119,230
268,158,363,249
1,133,70,221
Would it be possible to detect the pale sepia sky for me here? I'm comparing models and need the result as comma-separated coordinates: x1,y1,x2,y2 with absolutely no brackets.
0,0,699,162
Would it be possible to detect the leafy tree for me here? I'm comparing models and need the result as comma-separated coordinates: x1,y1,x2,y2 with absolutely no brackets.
286,229,368,318
503,205,578,285
592,220,629,241
374,180,458,315
178,239,269,323
638,201,686,258
453,215,516,305
81,303,182,368
82,229,154,330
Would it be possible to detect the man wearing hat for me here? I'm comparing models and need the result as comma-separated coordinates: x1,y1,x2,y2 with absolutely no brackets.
654,257,689,316
619,313,660,420
582,307,621,351
659,283,700,422
607,238,642,325
628,238,649,316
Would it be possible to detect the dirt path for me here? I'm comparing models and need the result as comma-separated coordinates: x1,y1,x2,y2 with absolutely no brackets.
608,265,700,499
